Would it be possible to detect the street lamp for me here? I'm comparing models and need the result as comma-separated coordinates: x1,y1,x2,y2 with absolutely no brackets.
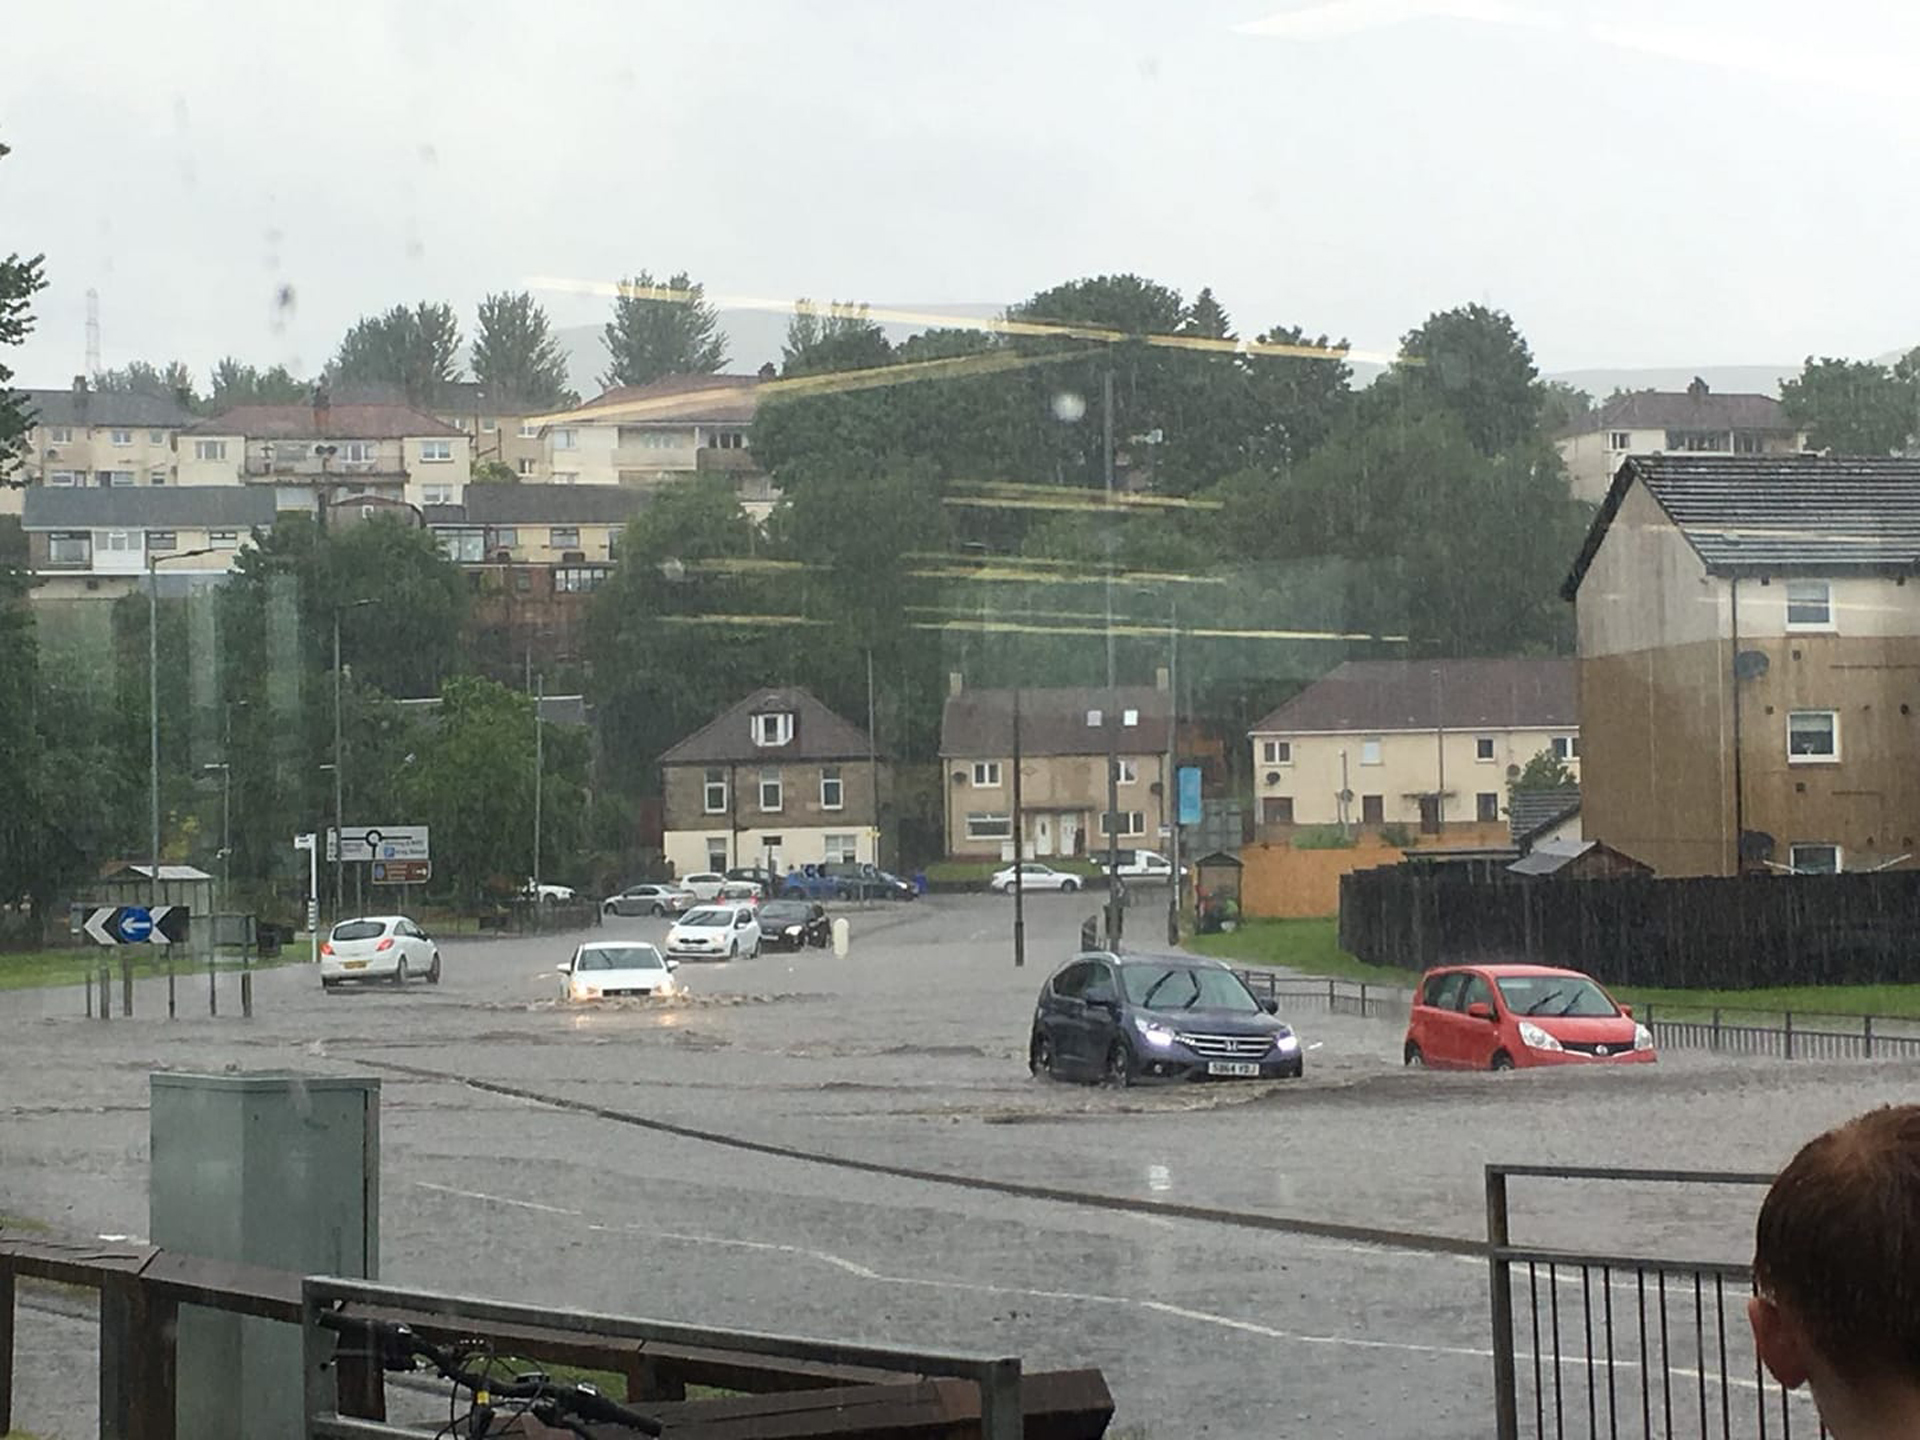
332,598,376,921
148,546,219,906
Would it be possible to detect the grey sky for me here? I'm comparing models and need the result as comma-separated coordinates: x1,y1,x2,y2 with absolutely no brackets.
8,0,1916,387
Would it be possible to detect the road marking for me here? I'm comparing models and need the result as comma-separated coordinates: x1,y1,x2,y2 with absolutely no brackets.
415,1181,581,1216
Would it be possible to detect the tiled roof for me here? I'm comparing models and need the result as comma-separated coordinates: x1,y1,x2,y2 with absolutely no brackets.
1563,455,1920,597
1557,386,1794,439
661,687,875,765
1250,659,1576,734
183,404,463,439
574,374,761,425
22,486,277,530
940,686,1173,758
1509,785,1580,846
19,388,198,429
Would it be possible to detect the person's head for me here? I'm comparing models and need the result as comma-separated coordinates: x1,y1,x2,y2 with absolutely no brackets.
1749,1105,1920,1425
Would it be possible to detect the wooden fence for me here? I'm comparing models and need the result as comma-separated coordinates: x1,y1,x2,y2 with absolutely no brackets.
1338,865,1920,989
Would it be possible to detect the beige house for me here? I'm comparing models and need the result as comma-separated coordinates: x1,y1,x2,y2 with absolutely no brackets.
1565,453,1920,876
178,398,471,512
19,485,275,600
660,687,884,876
1248,659,1578,843
1,381,200,515
426,483,649,587
1555,378,1805,504
939,681,1173,860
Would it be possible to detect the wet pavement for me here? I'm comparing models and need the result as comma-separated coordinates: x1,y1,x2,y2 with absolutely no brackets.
4,893,1915,1437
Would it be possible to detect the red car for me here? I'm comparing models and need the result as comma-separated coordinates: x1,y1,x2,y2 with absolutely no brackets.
1403,963,1655,1071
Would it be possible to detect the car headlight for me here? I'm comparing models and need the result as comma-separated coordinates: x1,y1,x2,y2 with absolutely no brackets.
1633,1022,1654,1052
1273,1032,1299,1053
571,983,599,1000
1517,1021,1564,1052
1133,1017,1175,1048
784,925,803,936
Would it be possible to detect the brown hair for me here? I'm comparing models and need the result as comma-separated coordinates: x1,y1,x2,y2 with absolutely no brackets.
1753,1104,1920,1382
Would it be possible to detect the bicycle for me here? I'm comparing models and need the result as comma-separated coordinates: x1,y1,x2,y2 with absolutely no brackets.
321,1310,665,1438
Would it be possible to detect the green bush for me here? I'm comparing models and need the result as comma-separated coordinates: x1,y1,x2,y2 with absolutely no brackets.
1377,823,1417,849
1291,825,1356,850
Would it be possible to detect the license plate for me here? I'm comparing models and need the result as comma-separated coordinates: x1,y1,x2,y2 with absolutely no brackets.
1208,1061,1260,1077
343,960,368,970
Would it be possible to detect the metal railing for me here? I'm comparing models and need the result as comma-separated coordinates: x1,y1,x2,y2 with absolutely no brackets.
1233,969,1409,1021
1486,1165,1825,1440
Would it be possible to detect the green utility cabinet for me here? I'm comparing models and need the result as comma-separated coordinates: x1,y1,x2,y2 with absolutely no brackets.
150,1071,380,1439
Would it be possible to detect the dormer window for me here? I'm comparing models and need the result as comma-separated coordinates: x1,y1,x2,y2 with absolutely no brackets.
752,711,794,747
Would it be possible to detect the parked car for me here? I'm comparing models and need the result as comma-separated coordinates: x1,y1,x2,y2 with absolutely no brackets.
1029,952,1301,1086
820,862,916,901
726,866,781,891
716,880,764,907
778,868,840,900
665,904,762,960
1403,963,1655,1071
522,880,576,903
990,862,1081,894
759,899,831,950
320,915,441,989
1090,849,1185,883
557,941,681,1000
679,872,728,901
601,883,695,918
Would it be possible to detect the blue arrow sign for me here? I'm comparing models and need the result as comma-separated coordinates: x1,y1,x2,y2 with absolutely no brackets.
118,906,153,943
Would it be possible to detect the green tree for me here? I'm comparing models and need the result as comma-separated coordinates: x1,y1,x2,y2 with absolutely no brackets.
208,357,309,410
1539,380,1593,434
94,360,199,411
1779,356,1917,455
329,302,464,406
1395,304,1544,455
781,300,893,377
599,270,728,388
0,139,47,474
397,676,544,900
1510,747,1574,794
472,290,574,407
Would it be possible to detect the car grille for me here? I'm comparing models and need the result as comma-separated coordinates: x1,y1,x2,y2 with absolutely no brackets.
1560,1039,1630,1056
1175,1032,1273,1059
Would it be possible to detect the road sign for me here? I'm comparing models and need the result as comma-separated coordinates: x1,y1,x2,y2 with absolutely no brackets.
1177,766,1203,825
294,832,315,852
84,905,190,946
371,860,431,884
327,825,430,863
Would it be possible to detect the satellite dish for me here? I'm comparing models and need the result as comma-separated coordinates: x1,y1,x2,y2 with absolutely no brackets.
1739,829,1776,862
1734,650,1770,681
1265,770,1281,784
1506,764,1522,780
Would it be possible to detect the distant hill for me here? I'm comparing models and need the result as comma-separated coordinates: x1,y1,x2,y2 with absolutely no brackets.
1543,365,1797,401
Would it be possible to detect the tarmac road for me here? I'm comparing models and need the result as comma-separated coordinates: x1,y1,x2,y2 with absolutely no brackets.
3,892,1915,1437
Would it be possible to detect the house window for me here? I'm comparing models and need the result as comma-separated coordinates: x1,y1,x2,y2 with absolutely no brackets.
147,469,168,486
752,712,795,747
1785,580,1832,629
148,430,164,443
820,766,843,809
101,470,134,487
438,530,485,564
513,571,532,593
1086,708,1102,728
824,833,859,863
972,761,1001,787
1552,735,1580,761
1733,432,1764,454
517,458,537,476
491,526,518,548
343,441,378,463
110,429,131,445
1262,796,1294,825
549,526,580,549
707,839,730,870
1787,710,1838,762
967,813,1012,840
552,428,578,450
421,483,454,506
47,427,71,443
1361,794,1384,824
553,566,608,593
1608,431,1630,449
48,470,77,486
758,769,783,811
419,439,452,461
519,421,538,438
708,430,748,450
193,440,227,461
209,531,238,549
47,532,90,566
1475,737,1495,761
1360,737,1383,766
1098,810,1147,838
703,769,728,814
1115,759,1138,784
1789,843,1841,875
1667,429,1730,452
1476,792,1500,822
147,531,177,553
101,530,141,554
1122,708,1139,727
480,416,497,433
1262,739,1291,766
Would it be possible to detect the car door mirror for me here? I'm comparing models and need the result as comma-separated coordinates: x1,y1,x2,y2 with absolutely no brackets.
1260,998,1279,1015
666,959,680,971
1618,1003,1633,1018
557,963,572,975
1466,1001,1496,1021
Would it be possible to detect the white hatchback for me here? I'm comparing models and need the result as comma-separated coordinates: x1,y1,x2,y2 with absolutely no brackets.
679,872,729,901
320,915,440,988
989,863,1082,893
665,905,762,961
558,941,681,1000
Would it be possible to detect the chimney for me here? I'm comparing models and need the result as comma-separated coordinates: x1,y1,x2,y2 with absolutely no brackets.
949,671,964,697
312,382,332,435
1155,666,1171,691
757,361,776,381
1687,376,1709,402
71,374,88,419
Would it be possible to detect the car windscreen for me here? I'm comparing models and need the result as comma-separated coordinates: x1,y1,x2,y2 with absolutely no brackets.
680,910,728,927
578,946,664,971
331,920,386,942
1121,964,1259,1013
1495,975,1620,1017
761,903,807,923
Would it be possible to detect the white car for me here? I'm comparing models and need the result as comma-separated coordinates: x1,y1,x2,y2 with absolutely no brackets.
320,915,441,988
524,880,576,903
558,941,681,1000
601,883,695,917
989,863,1082,894
1090,849,1186,883
679,872,729,901
665,904,762,960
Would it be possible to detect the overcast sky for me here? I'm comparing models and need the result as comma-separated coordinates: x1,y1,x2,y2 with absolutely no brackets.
8,0,1917,387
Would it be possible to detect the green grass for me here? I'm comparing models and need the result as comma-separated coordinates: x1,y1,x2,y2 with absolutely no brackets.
1614,983,1920,1022
0,947,305,993
1185,918,1409,986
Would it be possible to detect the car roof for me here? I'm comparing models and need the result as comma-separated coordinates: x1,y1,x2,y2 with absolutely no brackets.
578,939,660,949
1429,963,1591,979
335,915,406,925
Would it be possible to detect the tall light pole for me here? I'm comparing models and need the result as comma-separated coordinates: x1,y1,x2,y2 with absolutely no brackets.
148,547,218,906
1101,370,1122,946
332,598,375,921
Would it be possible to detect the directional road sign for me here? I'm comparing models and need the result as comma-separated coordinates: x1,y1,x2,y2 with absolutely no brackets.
327,825,430,863
371,860,431,885
84,905,190,947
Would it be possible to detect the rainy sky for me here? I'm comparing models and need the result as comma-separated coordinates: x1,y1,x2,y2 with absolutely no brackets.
7,0,1917,381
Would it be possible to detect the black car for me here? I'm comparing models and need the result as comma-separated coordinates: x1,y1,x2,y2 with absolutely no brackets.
1028,952,1303,1086
759,899,831,950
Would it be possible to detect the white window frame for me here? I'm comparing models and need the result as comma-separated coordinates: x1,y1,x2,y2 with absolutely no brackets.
1122,708,1139,727
421,483,454,506
702,769,728,814
1787,710,1839,764
517,458,537,477
1475,737,1495,762
752,712,795,747
1788,843,1842,875
758,768,783,812
47,426,72,444
101,530,141,554
147,530,177,553
110,429,132,446
1785,580,1834,631
966,812,1012,840
209,531,239,549
480,416,497,433
419,439,452,462
147,469,168,486
193,439,227,461
1360,737,1383,766
148,430,165,443
1115,758,1138,785
1261,739,1291,766
1476,791,1500,822
820,766,844,809
824,833,859,864
102,470,135,488
1098,809,1147,838
552,428,578,450
1086,708,1102,728
342,441,378,464
1552,734,1580,761
47,532,90,565
549,526,580,550
971,761,1002,788
519,421,538,438
1608,431,1630,449
48,470,77,487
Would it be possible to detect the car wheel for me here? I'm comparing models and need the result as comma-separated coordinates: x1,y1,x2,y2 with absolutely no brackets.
651,903,666,917
321,977,340,990
1404,1041,1424,1068
1029,1030,1056,1078
1061,879,1079,893
1490,1050,1515,1072
751,939,762,958
391,957,408,988
836,886,852,900
427,953,441,985
1105,1040,1134,1088
728,941,738,959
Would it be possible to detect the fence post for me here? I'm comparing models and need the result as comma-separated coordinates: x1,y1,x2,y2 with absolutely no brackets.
1360,981,1369,1017
0,1257,14,1437
85,967,94,1019
1864,1014,1874,1059
1784,1010,1794,1061
1487,1166,1520,1440
207,950,217,1018
166,950,175,1020
1327,976,1335,1009
99,964,112,1019
120,954,133,1018
1712,1007,1721,1052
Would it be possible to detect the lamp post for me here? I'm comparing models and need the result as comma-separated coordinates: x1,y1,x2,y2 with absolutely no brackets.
148,546,219,905
332,598,376,921
202,761,230,915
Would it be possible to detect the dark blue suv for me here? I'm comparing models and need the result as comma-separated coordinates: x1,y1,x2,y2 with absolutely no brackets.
1029,952,1304,1086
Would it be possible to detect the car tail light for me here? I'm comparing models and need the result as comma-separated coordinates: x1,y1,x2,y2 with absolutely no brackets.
375,937,394,952
320,941,333,956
